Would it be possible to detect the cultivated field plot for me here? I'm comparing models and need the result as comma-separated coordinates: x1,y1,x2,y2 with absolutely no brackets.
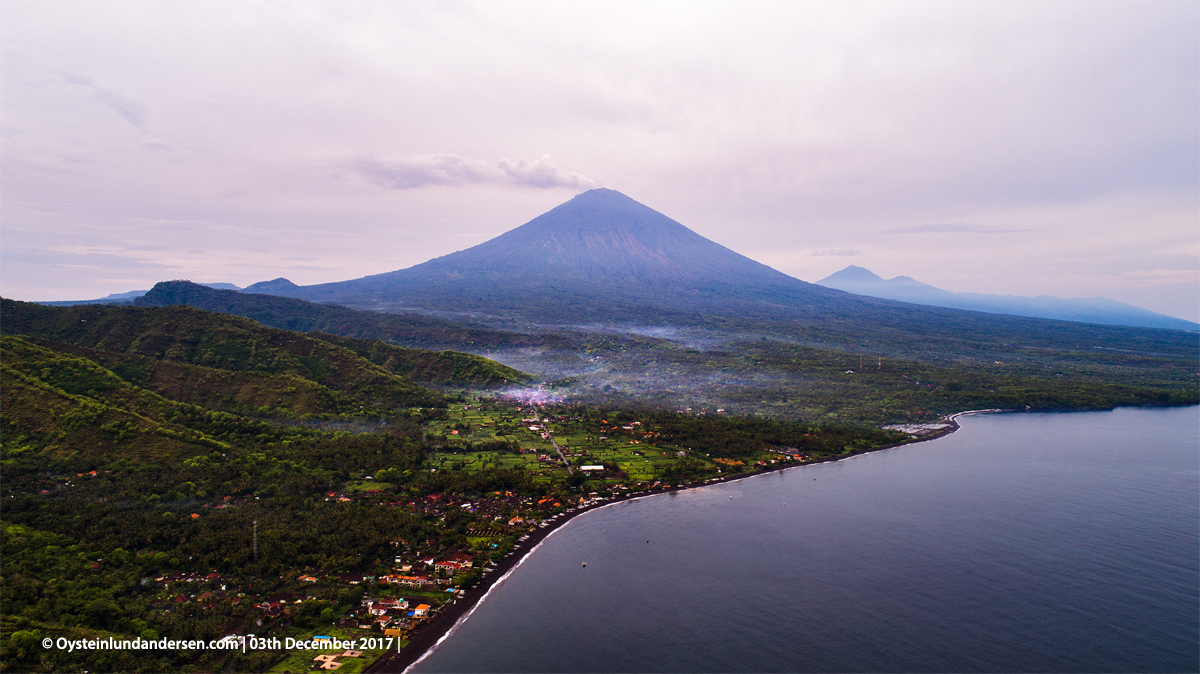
421,402,809,485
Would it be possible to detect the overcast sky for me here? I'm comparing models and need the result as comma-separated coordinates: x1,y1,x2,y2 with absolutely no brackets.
3,1,1197,320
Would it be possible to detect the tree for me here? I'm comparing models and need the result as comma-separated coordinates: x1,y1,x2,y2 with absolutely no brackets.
8,629,43,660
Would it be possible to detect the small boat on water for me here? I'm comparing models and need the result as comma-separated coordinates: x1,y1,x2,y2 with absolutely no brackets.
581,562,587,567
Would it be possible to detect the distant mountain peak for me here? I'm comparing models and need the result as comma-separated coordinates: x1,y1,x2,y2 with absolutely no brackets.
817,265,1197,331
821,265,884,283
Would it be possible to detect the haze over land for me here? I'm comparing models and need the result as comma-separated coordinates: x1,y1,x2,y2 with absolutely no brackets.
2,1,1197,321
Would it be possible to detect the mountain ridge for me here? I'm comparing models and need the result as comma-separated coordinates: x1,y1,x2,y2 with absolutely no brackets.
39,282,243,307
818,265,1197,331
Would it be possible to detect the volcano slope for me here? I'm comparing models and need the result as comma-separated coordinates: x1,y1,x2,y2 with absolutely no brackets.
162,189,1199,422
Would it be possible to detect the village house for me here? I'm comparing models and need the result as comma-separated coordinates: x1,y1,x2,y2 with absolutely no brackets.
383,572,431,587
363,596,409,615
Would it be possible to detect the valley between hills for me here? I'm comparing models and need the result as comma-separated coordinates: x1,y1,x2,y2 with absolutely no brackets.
2,189,1196,673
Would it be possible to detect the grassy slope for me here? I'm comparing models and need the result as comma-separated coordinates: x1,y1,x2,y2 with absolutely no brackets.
1,336,227,464
1,299,456,414
24,339,345,415
309,332,530,386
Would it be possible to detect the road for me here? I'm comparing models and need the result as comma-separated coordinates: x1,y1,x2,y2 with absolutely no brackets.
531,405,572,475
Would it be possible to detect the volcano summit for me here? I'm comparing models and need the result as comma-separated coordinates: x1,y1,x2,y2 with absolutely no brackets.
234,189,1196,367
248,188,845,320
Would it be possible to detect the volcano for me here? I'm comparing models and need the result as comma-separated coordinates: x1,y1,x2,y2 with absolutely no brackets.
255,188,845,320
145,189,1193,381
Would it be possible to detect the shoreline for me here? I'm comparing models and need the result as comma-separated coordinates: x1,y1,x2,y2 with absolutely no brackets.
365,409,1002,673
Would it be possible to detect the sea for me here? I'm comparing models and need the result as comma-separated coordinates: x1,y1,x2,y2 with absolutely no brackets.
411,406,1199,673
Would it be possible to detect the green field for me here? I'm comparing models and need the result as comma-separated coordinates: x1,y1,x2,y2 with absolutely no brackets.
419,401,831,486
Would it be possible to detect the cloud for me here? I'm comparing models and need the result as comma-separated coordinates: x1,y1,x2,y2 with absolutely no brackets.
346,154,595,190
498,156,596,189
60,72,150,132
884,223,1030,235
808,248,862,257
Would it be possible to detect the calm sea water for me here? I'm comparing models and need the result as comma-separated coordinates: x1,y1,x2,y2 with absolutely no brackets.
412,407,1199,673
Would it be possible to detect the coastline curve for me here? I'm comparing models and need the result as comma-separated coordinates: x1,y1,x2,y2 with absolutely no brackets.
369,408,1006,673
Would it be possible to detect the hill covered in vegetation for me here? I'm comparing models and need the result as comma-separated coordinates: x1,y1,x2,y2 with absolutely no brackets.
2,299,530,410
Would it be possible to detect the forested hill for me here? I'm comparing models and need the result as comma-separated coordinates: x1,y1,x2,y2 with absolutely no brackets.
0,300,530,421
0,300,446,416
308,332,529,386
130,280,561,352
4,295,530,390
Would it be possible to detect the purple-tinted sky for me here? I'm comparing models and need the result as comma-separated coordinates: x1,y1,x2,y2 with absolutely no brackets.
3,1,1197,320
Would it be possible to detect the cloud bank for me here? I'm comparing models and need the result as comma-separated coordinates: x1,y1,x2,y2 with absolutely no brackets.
346,154,596,190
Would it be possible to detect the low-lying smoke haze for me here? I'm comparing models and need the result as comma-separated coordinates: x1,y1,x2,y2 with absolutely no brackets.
2,1,1196,320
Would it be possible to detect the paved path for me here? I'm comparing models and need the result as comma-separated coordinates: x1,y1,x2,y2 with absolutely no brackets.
531,406,572,475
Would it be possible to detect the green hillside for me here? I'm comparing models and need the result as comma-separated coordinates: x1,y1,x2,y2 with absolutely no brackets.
1,299,534,417
309,332,529,386
1,337,217,465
